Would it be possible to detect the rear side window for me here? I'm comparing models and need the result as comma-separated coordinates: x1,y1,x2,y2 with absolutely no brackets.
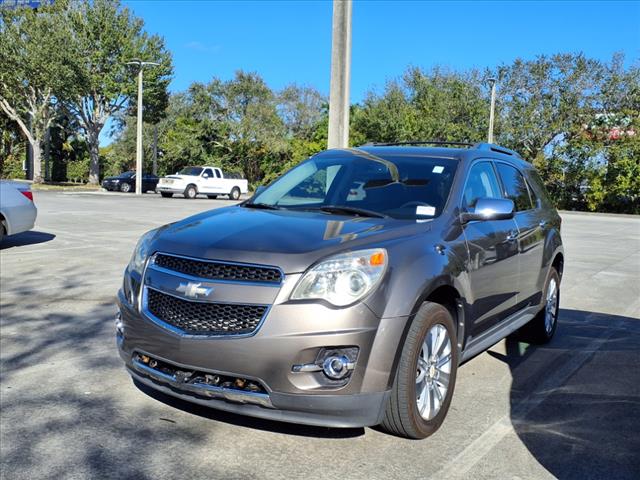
495,163,534,211
463,161,503,209
526,169,554,208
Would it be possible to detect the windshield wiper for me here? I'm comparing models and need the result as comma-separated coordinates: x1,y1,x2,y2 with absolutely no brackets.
242,202,282,210
312,205,388,219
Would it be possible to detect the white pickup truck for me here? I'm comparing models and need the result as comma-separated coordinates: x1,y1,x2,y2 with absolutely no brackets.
156,166,248,200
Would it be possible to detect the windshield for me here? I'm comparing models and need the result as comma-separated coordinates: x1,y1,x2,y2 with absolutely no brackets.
178,167,203,176
251,153,458,219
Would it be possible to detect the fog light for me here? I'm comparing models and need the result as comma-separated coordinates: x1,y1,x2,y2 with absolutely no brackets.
115,312,124,335
291,346,358,383
323,355,351,379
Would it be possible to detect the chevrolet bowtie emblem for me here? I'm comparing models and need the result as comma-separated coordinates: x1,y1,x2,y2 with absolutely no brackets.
176,282,213,299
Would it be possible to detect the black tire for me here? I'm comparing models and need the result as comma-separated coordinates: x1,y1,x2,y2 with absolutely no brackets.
120,182,131,193
0,221,6,243
207,194,218,199
184,185,198,199
518,267,560,344
380,302,459,439
160,192,173,198
229,187,241,200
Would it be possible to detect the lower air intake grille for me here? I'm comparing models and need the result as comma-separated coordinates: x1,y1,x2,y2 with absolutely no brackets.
147,289,267,336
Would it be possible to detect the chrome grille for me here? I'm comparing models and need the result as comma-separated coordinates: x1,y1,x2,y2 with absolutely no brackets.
154,254,282,284
146,289,267,336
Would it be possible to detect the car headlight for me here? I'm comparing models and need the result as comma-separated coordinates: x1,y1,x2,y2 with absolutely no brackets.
128,229,158,274
291,248,387,307
113,179,120,183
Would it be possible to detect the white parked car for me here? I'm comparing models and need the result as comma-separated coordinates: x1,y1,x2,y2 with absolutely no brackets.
0,180,37,242
157,166,249,200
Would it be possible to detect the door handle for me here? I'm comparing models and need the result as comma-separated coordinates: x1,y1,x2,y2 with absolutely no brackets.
506,230,519,241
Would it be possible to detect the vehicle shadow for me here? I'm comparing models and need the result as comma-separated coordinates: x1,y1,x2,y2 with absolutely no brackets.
133,379,365,439
490,308,640,479
0,231,55,249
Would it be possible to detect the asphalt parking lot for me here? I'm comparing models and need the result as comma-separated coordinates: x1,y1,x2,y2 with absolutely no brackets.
1,191,639,480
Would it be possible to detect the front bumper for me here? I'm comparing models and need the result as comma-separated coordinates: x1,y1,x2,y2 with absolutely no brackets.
116,287,406,428
156,184,185,193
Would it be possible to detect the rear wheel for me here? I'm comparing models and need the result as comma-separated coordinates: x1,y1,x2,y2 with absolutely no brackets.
160,192,173,198
184,185,198,199
380,302,458,439
119,182,131,193
207,194,218,199
518,267,560,344
229,187,241,200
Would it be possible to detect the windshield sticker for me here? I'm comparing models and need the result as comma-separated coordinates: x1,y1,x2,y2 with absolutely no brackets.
416,205,436,216
432,166,445,174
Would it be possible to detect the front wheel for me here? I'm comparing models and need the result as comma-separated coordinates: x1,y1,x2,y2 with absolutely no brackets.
229,187,241,200
380,302,458,439
184,185,197,199
119,182,131,193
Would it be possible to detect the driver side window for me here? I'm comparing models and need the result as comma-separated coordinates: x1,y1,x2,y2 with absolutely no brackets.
203,168,214,178
463,161,502,209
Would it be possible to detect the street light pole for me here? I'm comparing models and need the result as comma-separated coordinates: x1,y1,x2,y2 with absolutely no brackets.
327,0,352,149
127,60,159,195
487,77,497,144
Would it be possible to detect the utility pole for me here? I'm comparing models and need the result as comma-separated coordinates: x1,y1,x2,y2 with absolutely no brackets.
127,59,159,195
487,77,497,144
152,124,158,176
327,0,352,149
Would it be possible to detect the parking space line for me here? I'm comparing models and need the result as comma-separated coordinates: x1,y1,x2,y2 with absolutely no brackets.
433,315,623,479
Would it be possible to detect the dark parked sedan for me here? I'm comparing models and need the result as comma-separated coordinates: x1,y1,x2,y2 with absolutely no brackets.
102,171,159,193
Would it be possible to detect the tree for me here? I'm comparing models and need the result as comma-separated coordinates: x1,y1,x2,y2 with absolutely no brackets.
0,1,76,182
352,67,489,145
64,0,172,184
495,53,603,163
278,84,326,140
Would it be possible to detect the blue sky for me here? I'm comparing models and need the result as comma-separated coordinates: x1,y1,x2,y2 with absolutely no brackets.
103,0,640,145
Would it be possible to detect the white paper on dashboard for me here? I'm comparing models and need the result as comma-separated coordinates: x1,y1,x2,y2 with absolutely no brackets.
432,166,444,174
416,206,436,216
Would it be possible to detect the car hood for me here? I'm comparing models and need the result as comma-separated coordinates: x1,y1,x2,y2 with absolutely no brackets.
162,175,193,181
150,206,431,273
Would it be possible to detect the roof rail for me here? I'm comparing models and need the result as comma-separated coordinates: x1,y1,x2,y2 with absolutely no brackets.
360,141,473,148
473,143,522,158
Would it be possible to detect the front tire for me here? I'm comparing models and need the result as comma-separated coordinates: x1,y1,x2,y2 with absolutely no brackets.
120,182,131,193
229,187,241,200
518,267,560,344
184,185,198,199
381,302,458,439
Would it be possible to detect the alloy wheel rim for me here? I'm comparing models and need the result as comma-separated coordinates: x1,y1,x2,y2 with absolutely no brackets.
416,323,452,421
545,278,558,334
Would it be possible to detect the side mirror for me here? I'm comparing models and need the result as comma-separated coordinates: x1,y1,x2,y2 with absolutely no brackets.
461,198,515,223
202,173,209,178
254,185,266,197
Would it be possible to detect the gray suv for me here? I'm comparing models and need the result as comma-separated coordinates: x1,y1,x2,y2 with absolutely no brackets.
116,142,563,439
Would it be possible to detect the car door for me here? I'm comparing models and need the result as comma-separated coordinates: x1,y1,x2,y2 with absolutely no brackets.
200,168,215,193
213,168,226,193
495,162,546,307
461,160,521,337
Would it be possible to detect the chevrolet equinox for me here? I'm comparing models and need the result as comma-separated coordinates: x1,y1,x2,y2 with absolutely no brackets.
116,142,564,439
